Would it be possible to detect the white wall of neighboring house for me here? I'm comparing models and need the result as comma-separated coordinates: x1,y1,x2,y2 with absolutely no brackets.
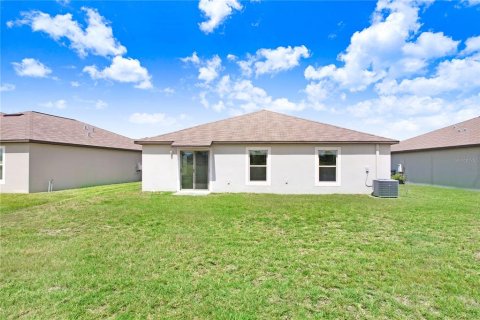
0,143,142,193
391,146,480,190
0,143,30,193
28,143,141,193
142,143,391,194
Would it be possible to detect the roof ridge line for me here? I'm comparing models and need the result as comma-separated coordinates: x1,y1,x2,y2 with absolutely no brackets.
29,111,76,121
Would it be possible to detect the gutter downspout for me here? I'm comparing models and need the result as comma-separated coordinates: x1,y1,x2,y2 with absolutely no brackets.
375,144,379,179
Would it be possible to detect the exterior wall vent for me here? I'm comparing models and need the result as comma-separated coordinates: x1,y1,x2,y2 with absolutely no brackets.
373,179,399,198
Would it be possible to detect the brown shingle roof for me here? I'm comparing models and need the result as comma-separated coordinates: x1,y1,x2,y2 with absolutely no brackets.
0,111,141,151
136,110,397,146
391,116,480,153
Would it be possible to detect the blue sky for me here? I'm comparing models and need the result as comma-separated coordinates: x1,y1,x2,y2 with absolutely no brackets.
1,0,479,140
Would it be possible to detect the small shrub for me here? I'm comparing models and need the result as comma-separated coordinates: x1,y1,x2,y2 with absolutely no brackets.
392,173,406,184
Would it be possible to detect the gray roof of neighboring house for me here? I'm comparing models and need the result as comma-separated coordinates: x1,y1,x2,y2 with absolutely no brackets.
136,110,398,146
0,111,141,151
391,116,480,153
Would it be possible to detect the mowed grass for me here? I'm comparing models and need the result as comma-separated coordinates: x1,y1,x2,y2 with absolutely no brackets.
1,183,479,319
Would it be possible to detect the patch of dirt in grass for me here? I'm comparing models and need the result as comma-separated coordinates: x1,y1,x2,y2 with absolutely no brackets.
39,228,79,236
87,304,111,317
47,286,66,292
474,251,480,261
224,264,238,272
302,297,331,312
395,295,413,307
458,296,480,308
268,294,282,304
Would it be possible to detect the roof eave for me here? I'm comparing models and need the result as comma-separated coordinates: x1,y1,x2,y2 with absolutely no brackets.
211,140,398,145
134,140,398,146
134,140,173,145
0,139,141,152
392,143,480,153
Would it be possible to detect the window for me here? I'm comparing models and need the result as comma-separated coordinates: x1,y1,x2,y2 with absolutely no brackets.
315,147,341,186
246,147,271,185
0,146,4,183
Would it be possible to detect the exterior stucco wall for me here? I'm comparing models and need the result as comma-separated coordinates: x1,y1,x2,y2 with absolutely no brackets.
391,146,480,189
0,143,30,193
142,143,391,194
28,143,141,193
142,145,179,191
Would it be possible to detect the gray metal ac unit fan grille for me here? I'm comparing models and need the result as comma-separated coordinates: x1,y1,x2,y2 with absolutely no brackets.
373,179,399,198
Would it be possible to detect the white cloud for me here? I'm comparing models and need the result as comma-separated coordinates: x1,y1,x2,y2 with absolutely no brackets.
237,57,255,77
254,45,310,76
11,8,126,58
298,0,479,140
462,35,480,55
0,83,15,92
304,0,429,91
199,91,210,109
10,7,152,89
95,100,108,109
39,99,67,109
227,54,237,61
70,81,80,87
162,87,175,95
129,112,177,125
304,81,330,109
376,56,480,96
237,45,310,77
83,56,152,89
181,52,200,64
12,58,52,78
198,0,242,34
463,0,480,6
347,95,444,118
201,75,305,113
389,31,459,75
182,52,222,83
212,100,226,112
198,55,222,83
73,97,108,110
301,0,477,126
185,48,312,114
344,94,480,139
402,32,458,59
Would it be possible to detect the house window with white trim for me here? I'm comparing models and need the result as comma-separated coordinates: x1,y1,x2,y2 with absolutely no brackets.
246,147,271,185
0,146,4,183
315,147,341,186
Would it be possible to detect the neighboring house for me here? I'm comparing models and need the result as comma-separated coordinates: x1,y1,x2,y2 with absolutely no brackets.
136,110,397,194
391,117,480,190
0,111,141,193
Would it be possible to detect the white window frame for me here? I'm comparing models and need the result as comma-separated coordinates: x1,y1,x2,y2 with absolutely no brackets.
246,147,271,186
0,146,5,184
315,146,341,187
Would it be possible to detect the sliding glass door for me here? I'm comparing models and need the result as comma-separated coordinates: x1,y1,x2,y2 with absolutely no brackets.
180,151,209,190
180,151,194,189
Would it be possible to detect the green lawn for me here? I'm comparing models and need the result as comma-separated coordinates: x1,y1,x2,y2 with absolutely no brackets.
1,183,479,319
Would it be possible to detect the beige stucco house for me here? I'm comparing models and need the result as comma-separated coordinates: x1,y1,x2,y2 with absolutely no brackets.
0,111,141,193
391,117,480,189
136,110,398,194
